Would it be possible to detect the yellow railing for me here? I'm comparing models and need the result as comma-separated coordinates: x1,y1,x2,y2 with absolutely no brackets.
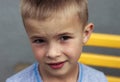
86,33,120,49
107,76,120,82
79,33,120,82
79,53,120,69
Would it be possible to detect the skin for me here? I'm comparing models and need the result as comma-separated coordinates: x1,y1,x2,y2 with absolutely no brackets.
24,14,94,82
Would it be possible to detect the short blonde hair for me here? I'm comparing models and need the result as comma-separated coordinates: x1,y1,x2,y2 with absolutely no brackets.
20,0,88,26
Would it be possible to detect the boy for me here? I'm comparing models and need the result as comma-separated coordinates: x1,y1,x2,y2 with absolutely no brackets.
6,0,108,82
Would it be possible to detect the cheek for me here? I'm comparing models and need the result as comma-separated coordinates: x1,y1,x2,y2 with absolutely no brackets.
64,41,83,61
31,45,46,61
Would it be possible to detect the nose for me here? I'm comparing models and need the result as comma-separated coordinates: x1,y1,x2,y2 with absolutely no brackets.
46,42,61,59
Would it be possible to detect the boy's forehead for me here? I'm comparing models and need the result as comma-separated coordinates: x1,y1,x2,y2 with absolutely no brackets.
24,14,83,37
25,18,83,39
24,13,82,31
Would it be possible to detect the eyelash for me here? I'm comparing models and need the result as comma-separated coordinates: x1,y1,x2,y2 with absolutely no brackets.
32,36,72,44
60,36,72,41
33,39,46,44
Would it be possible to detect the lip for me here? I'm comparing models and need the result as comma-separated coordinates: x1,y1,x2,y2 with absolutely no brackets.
47,61,66,69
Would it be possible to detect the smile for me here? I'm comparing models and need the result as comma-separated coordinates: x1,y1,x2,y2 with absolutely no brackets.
47,61,66,69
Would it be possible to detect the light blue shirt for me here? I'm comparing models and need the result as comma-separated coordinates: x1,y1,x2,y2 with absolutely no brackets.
6,62,108,82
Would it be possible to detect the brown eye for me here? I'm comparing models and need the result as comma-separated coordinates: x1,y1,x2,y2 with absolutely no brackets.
60,36,71,41
33,39,45,44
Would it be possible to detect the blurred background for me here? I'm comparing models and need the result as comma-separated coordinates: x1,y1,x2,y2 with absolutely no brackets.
0,0,120,82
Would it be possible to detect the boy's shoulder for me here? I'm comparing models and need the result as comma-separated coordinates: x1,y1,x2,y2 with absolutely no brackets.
6,63,37,82
80,64,108,82
6,63,107,82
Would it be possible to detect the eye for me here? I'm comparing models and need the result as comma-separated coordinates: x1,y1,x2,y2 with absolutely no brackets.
60,36,71,41
33,38,46,44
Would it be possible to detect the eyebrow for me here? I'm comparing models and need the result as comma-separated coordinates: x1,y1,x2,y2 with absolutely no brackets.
30,32,73,40
57,32,74,37
30,35,46,40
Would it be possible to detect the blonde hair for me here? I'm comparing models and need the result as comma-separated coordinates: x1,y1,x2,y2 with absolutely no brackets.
20,0,88,26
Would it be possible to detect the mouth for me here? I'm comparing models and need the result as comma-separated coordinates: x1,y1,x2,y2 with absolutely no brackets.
47,61,66,69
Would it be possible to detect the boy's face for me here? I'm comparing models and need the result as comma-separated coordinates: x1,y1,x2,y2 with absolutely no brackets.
24,15,93,78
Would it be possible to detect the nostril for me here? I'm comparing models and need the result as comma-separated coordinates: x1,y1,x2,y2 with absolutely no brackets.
46,52,61,59
46,49,61,59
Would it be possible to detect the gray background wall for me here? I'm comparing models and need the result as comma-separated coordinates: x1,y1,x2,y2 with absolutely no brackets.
0,0,120,82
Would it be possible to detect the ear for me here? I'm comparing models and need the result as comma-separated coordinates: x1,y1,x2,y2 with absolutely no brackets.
83,23,94,45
